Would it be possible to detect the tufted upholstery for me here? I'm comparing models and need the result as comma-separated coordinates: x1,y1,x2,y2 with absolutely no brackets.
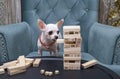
0,0,120,76
0,34,9,62
21,0,99,52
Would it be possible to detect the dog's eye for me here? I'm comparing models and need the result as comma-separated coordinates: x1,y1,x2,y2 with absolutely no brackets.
48,31,53,35
57,31,59,34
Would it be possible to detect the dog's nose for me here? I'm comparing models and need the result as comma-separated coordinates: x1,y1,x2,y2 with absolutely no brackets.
55,36,58,39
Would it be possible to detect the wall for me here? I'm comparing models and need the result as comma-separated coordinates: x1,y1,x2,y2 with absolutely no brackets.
0,0,21,25
99,0,120,27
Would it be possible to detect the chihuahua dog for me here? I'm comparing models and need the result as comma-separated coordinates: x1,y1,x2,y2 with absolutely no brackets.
37,19,64,56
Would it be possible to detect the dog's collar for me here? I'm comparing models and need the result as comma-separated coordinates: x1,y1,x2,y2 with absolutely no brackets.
39,34,56,49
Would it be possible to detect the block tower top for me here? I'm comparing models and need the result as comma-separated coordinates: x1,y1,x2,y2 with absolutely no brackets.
63,26,81,38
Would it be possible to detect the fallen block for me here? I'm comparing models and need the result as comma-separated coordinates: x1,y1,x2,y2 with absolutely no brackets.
18,55,26,66
82,60,97,69
7,64,26,72
8,69,26,76
3,60,18,69
25,61,33,68
25,58,34,68
0,65,5,69
33,58,41,67
25,58,34,62
0,69,5,74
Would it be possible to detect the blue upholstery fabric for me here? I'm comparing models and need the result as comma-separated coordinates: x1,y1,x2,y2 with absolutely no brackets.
88,22,120,64
21,0,99,52
0,33,9,62
0,22,33,60
0,0,120,76
113,37,120,65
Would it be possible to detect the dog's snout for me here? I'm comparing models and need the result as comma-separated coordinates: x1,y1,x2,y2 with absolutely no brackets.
55,36,58,39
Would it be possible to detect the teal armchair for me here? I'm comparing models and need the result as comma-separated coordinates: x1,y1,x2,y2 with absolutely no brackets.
0,0,120,76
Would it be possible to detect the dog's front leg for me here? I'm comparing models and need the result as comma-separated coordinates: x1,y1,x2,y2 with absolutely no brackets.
53,50,59,56
38,47,43,56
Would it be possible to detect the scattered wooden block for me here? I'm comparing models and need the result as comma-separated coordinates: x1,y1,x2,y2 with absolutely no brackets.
82,60,97,69
0,69,5,74
0,65,5,69
25,58,34,62
8,69,26,76
25,58,34,68
40,69,45,74
33,58,41,67
18,55,26,66
3,60,18,69
7,64,26,72
54,70,59,75
0,56,37,76
25,61,32,68
45,71,49,76
48,71,53,76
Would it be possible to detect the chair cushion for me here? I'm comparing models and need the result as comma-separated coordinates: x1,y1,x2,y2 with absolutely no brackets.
81,52,96,61
88,23,120,64
26,51,63,57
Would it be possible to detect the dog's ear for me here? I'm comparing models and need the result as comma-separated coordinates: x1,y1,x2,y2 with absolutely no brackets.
56,19,64,28
38,19,46,31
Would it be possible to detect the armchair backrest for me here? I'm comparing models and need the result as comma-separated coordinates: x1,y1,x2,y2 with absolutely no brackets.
21,0,99,52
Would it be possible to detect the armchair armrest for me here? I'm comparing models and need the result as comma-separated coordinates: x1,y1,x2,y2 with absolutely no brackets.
88,22,120,65
0,22,33,62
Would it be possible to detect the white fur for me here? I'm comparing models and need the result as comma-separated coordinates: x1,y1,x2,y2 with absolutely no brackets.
37,19,64,56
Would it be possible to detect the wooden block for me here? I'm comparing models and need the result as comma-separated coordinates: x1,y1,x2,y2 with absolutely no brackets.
18,55,25,66
45,71,49,76
64,63,80,67
82,60,97,69
40,69,45,74
64,47,80,53
8,69,26,76
3,60,18,68
54,70,59,75
25,61,33,68
63,26,80,30
64,57,81,61
0,65,5,69
25,58,34,62
25,58,34,68
64,53,80,57
0,69,5,74
7,64,26,72
48,71,53,76
33,58,41,67
57,39,64,43
66,66,80,70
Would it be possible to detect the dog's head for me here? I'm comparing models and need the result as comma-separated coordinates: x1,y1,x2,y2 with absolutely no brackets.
38,19,64,42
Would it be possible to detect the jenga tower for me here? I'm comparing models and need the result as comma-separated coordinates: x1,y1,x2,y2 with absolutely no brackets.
63,26,82,70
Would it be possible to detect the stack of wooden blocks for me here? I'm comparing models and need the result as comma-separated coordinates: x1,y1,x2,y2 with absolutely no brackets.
63,26,82,70
0,55,41,75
